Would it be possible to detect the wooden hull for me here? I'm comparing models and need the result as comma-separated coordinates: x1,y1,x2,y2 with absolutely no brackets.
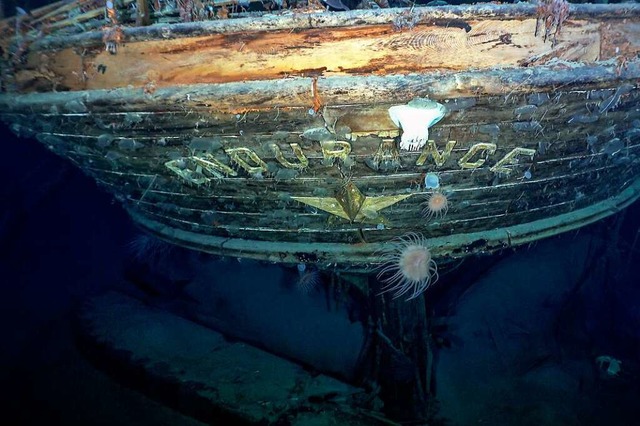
2,4,640,269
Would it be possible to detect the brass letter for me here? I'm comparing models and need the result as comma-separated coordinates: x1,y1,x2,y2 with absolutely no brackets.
320,141,352,165
225,147,269,175
415,140,457,167
367,139,401,171
270,143,309,170
193,154,237,179
458,143,497,169
490,147,536,175
165,154,237,186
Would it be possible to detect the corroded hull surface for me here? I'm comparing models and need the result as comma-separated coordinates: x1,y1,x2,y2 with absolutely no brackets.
2,4,640,268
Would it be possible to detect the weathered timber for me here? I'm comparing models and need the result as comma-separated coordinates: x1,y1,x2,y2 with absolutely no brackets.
7,16,617,91
1,4,640,268
127,176,640,267
2,62,639,114
5,3,639,93
23,4,640,48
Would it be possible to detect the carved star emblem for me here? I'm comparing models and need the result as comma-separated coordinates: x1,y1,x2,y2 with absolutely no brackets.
292,181,411,224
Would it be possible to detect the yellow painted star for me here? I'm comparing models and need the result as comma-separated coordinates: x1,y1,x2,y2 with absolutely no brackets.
292,181,411,224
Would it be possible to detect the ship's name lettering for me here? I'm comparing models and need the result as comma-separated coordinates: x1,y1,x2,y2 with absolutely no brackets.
165,139,536,185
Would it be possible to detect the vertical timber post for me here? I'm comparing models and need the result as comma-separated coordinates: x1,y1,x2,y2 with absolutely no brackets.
364,273,433,422
136,0,151,26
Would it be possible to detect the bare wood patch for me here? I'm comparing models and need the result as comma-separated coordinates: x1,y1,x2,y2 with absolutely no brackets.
13,18,609,93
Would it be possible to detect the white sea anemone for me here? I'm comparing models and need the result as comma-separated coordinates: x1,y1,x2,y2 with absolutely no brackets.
422,191,449,220
388,99,446,151
377,233,439,300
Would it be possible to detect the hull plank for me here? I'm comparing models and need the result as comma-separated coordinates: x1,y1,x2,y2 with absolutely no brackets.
17,18,604,92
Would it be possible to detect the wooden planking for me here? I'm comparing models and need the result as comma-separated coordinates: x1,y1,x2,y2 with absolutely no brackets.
127,174,640,266
15,96,639,199
9,82,640,144
53,133,637,194
38,129,638,205
15,17,603,92
3,61,640,117
61,140,639,244
81,150,624,196
15,83,637,228
119,168,635,225
600,19,640,59
53,108,636,244
26,4,640,47
1,3,639,264
121,164,638,246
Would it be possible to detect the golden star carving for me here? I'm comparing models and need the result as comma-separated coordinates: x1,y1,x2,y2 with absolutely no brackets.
292,181,411,223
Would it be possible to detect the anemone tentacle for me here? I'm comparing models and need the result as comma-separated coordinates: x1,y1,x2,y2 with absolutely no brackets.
376,233,438,300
